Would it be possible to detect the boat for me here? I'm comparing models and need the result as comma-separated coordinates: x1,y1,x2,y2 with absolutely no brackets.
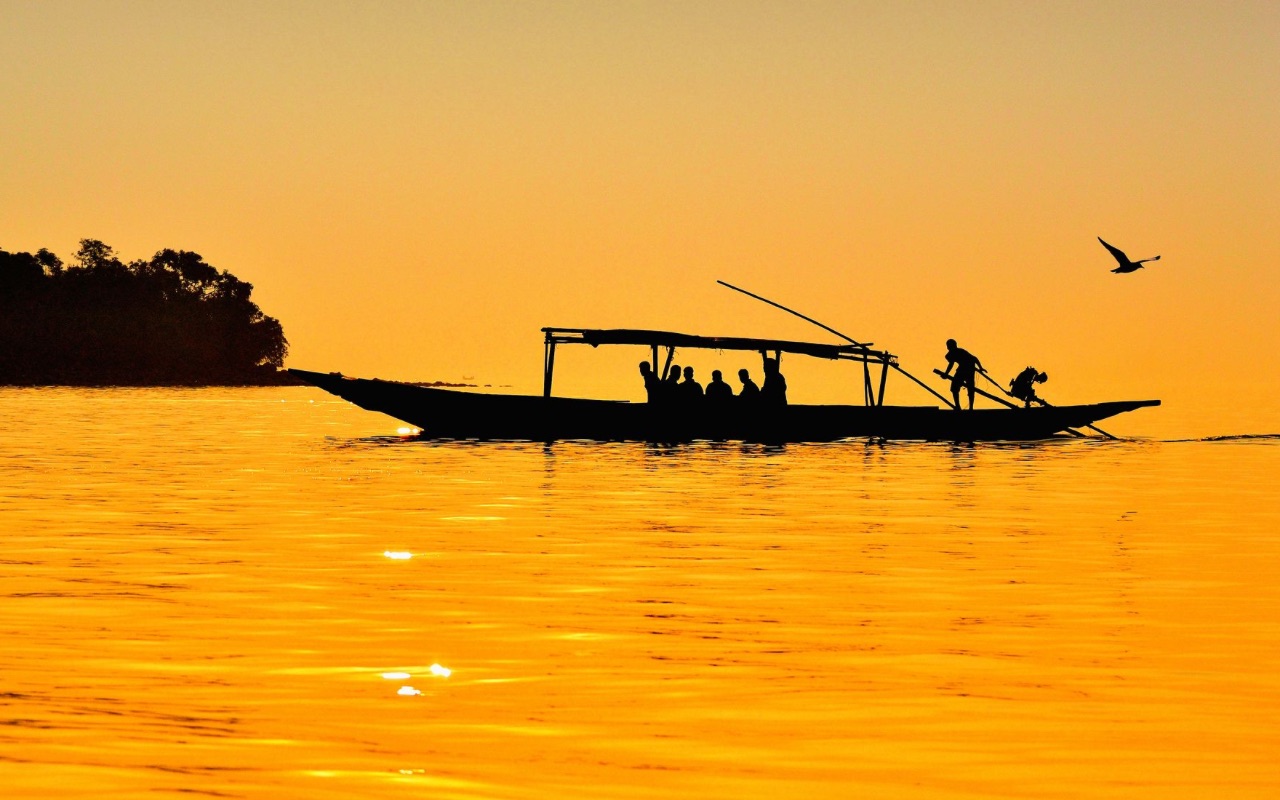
289,325,1159,442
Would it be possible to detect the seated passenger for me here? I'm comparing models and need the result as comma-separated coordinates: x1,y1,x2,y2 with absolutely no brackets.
761,358,787,406
679,365,704,401
737,368,761,404
705,369,734,404
638,361,661,404
664,364,682,401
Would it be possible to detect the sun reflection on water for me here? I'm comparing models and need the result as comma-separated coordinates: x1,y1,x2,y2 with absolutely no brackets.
3,390,1279,798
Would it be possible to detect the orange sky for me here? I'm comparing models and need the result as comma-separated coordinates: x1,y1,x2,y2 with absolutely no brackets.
3,1,1277,436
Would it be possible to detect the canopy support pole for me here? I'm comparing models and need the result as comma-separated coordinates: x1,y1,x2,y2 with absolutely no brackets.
877,357,890,406
543,338,556,398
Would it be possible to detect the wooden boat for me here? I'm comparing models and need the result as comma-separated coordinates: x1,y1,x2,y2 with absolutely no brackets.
289,326,1159,442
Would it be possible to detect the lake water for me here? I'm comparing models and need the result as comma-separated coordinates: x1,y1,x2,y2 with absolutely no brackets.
2,388,1278,799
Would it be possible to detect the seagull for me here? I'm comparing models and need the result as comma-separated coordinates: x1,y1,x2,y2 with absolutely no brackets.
1098,237,1160,273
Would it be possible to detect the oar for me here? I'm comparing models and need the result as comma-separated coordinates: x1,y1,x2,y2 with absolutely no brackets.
942,368,1090,437
717,280,958,409
892,363,959,409
977,371,1117,440
937,369,1029,412
936,368,1085,437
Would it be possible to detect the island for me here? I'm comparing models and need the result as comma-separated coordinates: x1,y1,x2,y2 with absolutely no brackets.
0,239,296,386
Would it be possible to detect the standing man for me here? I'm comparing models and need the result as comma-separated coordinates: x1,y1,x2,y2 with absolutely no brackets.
941,339,985,410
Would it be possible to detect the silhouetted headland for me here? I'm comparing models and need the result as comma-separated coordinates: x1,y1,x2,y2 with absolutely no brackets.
0,240,298,386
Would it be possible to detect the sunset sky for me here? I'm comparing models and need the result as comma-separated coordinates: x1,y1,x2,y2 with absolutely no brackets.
3,1,1277,435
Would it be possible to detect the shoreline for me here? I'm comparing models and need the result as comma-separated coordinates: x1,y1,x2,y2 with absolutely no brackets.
0,373,306,388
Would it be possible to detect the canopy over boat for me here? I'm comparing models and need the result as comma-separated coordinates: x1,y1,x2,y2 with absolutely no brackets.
543,327,890,362
539,325,922,410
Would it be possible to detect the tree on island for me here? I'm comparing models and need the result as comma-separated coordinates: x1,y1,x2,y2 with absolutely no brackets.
0,239,291,385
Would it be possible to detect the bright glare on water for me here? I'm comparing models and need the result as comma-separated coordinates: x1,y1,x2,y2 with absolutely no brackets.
1,388,1278,799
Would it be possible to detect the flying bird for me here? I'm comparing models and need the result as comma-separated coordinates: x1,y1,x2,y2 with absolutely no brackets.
1098,237,1160,273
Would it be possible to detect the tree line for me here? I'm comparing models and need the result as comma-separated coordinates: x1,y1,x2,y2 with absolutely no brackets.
0,239,291,385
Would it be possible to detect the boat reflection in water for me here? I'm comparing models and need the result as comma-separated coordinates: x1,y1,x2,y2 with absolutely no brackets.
290,325,1159,442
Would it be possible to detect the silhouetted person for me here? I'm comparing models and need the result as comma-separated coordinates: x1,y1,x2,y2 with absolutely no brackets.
760,358,787,406
638,362,661,404
705,369,733,405
664,364,682,402
1009,366,1048,408
680,365,703,401
1098,237,1160,274
737,368,760,405
942,339,984,410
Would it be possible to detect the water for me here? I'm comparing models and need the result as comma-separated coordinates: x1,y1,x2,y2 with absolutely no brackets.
2,388,1278,799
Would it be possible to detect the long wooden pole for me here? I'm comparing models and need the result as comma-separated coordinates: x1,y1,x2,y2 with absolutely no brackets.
938,369,1088,438
718,279,958,409
717,280,873,349
935,369,1020,411
895,364,957,409
715,279,1109,436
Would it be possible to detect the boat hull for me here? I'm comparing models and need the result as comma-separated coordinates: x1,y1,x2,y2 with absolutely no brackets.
290,369,1160,442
